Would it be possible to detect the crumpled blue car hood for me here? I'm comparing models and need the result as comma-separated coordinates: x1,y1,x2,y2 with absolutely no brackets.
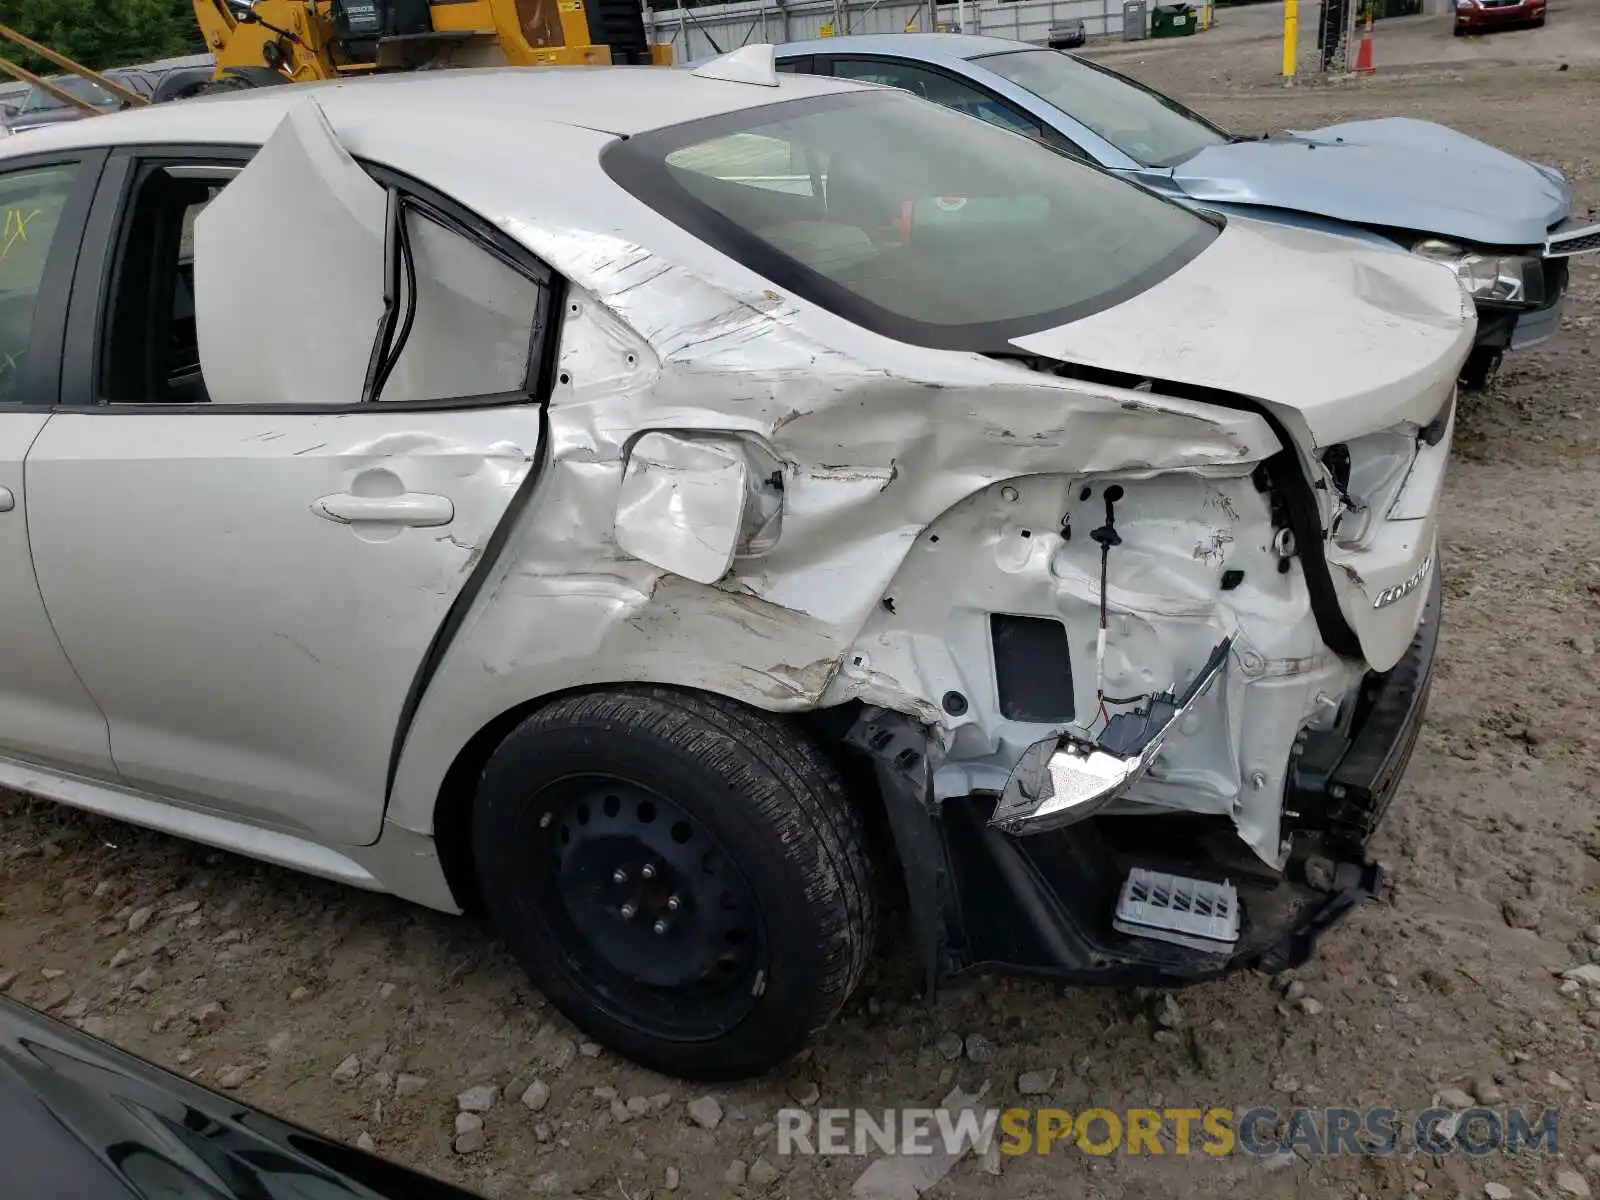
1171,117,1569,248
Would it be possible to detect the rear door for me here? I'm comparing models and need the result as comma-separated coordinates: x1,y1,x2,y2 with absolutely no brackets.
26,103,553,845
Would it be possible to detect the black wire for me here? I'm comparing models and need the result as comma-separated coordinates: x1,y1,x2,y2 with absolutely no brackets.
1098,540,1110,635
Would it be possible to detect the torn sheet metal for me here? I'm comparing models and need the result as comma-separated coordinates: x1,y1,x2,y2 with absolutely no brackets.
386,228,1290,845
385,187,1446,870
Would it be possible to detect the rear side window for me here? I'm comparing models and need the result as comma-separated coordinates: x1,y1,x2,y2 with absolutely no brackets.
604,90,1216,351
0,162,80,403
826,57,1043,139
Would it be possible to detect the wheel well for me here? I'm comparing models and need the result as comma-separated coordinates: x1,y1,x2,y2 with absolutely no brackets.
429,689,901,916
431,698,544,913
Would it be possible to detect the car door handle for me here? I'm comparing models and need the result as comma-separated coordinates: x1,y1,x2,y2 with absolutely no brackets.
312,492,454,527
0,487,13,513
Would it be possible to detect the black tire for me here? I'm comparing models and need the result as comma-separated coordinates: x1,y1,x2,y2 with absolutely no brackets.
472,687,878,1080
1458,345,1502,391
194,68,293,96
150,65,220,104
194,75,261,97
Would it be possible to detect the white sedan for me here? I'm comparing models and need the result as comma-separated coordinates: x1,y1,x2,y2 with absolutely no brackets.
0,47,1464,1079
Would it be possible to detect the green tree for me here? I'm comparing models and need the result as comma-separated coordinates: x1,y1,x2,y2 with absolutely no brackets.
3,0,203,72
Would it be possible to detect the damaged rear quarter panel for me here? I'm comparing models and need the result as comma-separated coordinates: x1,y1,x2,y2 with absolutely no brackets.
385,222,1280,836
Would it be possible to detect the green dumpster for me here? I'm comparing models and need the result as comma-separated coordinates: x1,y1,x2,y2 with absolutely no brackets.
1149,3,1198,36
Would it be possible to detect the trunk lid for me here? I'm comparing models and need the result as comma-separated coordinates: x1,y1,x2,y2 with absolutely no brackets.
1009,215,1473,448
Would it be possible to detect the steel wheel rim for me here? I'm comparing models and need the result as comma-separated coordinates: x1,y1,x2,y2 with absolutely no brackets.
526,774,768,1040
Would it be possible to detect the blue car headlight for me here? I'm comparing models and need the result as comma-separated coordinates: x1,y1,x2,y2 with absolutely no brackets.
1413,238,1543,307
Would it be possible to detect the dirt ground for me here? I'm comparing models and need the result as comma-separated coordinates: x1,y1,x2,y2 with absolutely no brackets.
3,15,1600,1200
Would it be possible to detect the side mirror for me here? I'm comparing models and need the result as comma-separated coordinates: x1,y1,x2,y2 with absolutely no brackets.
615,432,783,585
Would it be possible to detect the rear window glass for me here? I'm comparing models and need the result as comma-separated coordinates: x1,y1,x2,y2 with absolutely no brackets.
603,90,1217,350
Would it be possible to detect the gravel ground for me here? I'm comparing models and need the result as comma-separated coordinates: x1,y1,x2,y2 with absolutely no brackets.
3,27,1600,1200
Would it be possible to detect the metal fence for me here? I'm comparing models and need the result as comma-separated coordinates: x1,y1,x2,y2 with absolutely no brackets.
641,0,1135,63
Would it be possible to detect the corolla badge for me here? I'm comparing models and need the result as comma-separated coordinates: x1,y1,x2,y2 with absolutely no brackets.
1373,552,1434,609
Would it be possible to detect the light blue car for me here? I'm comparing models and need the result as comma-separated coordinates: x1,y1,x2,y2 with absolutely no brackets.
774,33,1599,388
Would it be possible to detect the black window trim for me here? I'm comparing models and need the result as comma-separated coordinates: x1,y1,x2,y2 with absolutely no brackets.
59,141,563,416
0,146,108,410
602,89,1218,353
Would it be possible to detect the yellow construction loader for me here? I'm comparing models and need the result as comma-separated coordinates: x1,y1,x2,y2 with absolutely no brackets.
1,0,672,121
193,0,673,89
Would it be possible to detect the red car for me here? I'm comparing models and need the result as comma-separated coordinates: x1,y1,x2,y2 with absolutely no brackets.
1453,0,1546,35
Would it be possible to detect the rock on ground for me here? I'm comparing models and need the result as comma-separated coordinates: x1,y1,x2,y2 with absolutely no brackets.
749,1157,780,1187
331,1055,361,1084
457,1084,498,1113
1017,1069,1057,1095
686,1095,722,1130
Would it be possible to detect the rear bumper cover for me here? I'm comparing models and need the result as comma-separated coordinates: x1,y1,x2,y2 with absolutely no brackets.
1284,568,1440,855
854,571,1440,988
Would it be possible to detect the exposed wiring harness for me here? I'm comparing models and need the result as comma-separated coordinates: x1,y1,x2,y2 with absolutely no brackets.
1084,484,1164,737
1089,484,1124,724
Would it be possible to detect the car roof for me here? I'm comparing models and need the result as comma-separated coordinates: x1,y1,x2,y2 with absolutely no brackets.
0,64,870,162
774,32,1037,63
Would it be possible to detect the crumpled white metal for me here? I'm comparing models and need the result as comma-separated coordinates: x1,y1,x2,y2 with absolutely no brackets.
177,77,1465,879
